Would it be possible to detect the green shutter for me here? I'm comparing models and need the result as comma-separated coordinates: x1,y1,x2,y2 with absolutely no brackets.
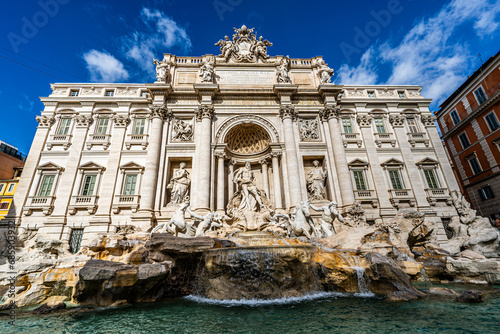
375,118,386,133
134,118,146,135
353,171,366,190
124,175,137,195
81,175,97,196
58,118,71,135
342,118,353,133
424,169,438,189
39,175,55,196
389,170,403,189
96,118,109,135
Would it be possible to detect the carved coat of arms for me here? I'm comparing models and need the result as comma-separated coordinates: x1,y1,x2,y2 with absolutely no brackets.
215,25,273,63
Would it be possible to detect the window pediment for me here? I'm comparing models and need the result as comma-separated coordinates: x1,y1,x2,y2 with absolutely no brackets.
381,158,404,167
415,157,439,167
79,161,105,171
120,162,144,171
348,158,369,168
37,162,64,171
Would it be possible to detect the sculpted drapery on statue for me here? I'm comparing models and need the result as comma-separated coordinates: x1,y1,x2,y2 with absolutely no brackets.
317,59,334,84
153,58,170,83
167,162,191,204
215,25,273,63
199,58,217,83
306,160,327,201
233,161,266,212
276,56,292,84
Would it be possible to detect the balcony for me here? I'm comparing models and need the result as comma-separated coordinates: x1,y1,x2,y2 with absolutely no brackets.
125,134,149,150
388,189,415,208
23,196,55,215
441,82,500,136
86,134,111,150
424,188,452,206
68,195,99,214
46,134,72,151
342,133,363,148
353,189,378,208
112,194,140,213
374,133,396,148
407,132,430,147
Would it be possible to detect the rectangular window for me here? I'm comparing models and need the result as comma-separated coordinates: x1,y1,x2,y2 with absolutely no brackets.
450,110,460,125
105,90,114,96
367,91,375,98
0,202,9,209
81,175,97,196
388,170,403,189
485,112,499,132
141,91,149,97
70,90,79,97
374,118,386,133
95,118,109,135
58,118,72,135
0,184,5,193
468,156,482,175
478,185,495,200
123,174,137,195
353,171,367,190
423,169,439,189
7,184,15,193
474,87,487,105
342,118,353,133
69,228,84,254
133,118,146,135
407,117,419,133
38,175,55,197
398,91,405,98
458,132,470,149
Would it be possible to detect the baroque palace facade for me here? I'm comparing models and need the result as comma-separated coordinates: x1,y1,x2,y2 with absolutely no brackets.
4,26,460,247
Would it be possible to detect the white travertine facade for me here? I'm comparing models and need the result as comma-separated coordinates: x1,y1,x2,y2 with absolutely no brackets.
3,26,461,246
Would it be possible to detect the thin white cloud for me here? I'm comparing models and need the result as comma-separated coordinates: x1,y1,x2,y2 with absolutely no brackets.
83,50,129,82
337,48,378,85
337,0,500,105
19,94,34,113
124,8,192,72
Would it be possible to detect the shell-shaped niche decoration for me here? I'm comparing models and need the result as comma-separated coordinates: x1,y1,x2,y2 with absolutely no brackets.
225,124,270,155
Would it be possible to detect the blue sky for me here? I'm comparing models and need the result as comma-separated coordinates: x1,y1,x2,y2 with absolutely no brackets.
1,0,499,154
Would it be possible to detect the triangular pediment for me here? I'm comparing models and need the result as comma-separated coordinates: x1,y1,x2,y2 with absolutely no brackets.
348,158,369,166
381,158,404,166
79,161,105,170
416,157,439,166
120,161,144,170
37,162,64,170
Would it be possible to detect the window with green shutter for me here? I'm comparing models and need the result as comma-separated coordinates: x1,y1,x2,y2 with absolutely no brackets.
374,118,386,133
81,175,97,196
353,170,367,190
38,175,55,196
95,118,109,135
388,170,403,189
342,118,353,134
133,118,146,135
58,118,71,135
423,169,439,189
124,174,137,195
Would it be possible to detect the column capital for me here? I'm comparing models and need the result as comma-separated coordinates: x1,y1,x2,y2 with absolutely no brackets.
226,157,237,166
259,157,270,165
149,104,171,120
214,151,226,159
421,115,437,127
356,114,373,127
112,115,131,127
319,105,340,121
389,115,406,127
196,104,215,121
74,115,94,128
36,115,55,128
271,151,282,158
279,104,297,121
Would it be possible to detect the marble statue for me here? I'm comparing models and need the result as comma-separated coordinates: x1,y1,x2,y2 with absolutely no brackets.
167,163,191,204
152,202,190,236
317,59,334,84
290,201,315,238
253,36,273,61
233,161,266,212
215,36,236,61
276,56,292,84
154,58,170,83
268,211,292,236
310,201,344,237
200,58,216,83
172,118,193,142
188,208,224,237
306,160,327,201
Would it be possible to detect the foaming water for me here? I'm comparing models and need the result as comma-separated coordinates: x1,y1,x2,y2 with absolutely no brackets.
351,266,375,297
184,292,346,307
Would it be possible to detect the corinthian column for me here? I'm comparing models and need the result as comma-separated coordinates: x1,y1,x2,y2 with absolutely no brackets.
271,152,283,209
215,152,226,212
196,105,214,210
259,157,270,198
321,105,355,206
140,105,170,212
280,105,302,206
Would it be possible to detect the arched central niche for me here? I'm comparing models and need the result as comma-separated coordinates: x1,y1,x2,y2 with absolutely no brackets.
225,123,271,155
